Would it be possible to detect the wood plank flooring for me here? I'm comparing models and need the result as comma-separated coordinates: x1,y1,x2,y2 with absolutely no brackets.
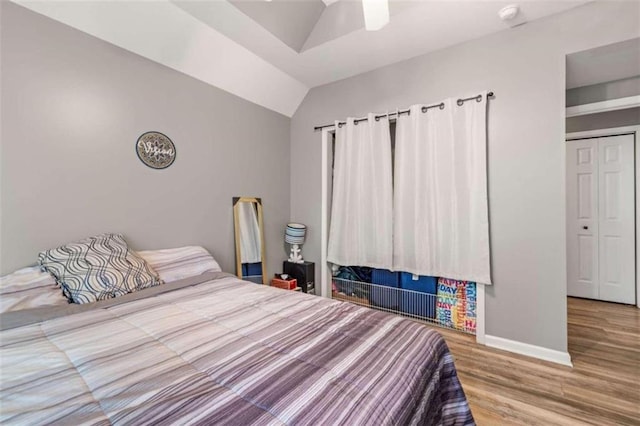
435,297,640,425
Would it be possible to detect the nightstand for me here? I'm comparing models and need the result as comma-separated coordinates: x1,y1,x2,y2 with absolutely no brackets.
283,261,315,295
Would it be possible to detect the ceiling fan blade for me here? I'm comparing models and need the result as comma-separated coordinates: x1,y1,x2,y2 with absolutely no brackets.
362,0,389,31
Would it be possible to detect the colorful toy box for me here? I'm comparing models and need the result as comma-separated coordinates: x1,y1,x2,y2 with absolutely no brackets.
436,278,477,333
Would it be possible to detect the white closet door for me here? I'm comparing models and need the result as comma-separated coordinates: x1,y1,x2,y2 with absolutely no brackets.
566,135,635,304
567,139,599,300
598,134,635,304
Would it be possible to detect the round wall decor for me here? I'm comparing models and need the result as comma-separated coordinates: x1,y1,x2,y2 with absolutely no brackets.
136,131,176,169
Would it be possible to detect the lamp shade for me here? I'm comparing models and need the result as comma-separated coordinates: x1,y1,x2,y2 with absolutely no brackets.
285,223,306,244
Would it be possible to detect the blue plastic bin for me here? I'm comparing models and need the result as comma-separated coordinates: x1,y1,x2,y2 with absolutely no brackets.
370,269,401,310
400,273,437,318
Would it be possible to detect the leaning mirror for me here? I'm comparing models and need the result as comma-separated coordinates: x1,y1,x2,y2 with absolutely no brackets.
233,197,266,284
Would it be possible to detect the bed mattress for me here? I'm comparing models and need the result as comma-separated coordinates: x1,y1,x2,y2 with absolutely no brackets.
0,272,474,425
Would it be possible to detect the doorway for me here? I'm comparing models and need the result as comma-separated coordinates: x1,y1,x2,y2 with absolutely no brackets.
566,132,636,305
565,38,640,309
565,39,640,369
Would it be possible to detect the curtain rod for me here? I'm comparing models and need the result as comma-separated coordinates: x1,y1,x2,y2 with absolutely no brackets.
313,91,494,131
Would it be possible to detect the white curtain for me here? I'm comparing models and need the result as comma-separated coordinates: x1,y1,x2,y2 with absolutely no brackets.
238,202,262,263
394,93,491,284
328,114,393,269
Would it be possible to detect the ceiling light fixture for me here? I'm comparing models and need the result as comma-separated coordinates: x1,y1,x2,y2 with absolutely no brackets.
363,0,389,31
498,4,519,21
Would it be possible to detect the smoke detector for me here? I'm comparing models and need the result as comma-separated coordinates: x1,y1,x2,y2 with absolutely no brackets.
498,4,520,21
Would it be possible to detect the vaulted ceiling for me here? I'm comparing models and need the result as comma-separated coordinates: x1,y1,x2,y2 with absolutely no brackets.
13,0,588,116
225,0,326,52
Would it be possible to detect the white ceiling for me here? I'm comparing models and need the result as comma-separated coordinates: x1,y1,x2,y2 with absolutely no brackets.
183,0,588,88
14,0,588,117
227,0,325,52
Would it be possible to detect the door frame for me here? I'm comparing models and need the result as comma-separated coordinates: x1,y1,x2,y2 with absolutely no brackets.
566,125,640,308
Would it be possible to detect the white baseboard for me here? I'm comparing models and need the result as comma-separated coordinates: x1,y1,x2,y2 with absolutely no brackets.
485,335,573,367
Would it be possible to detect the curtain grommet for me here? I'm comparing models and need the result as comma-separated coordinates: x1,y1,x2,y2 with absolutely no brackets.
456,99,464,106
421,106,427,113
439,103,445,110
476,95,482,102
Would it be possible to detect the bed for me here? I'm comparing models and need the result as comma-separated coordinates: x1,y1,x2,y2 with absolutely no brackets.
1,251,473,425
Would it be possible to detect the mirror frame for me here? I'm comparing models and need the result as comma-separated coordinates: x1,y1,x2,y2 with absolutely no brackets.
233,197,267,284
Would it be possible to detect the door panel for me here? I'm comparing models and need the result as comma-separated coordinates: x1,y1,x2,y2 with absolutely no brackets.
603,172,620,220
603,144,620,164
567,139,599,299
602,236,621,284
598,134,635,304
578,173,593,218
578,235,595,282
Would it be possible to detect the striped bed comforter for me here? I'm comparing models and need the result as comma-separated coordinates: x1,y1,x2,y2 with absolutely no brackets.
1,274,474,425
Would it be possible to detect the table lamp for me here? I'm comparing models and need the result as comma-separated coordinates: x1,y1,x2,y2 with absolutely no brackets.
285,223,306,263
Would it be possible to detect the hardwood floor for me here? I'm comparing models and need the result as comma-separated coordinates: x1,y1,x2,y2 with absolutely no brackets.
436,297,640,425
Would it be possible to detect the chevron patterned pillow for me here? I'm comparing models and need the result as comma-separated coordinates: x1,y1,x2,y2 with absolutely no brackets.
38,233,163,304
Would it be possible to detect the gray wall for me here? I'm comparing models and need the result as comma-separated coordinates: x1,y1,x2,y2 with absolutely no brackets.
567,108,640,133
290,1,640,353
566,76,640,106
0,2,291,277
566,37,640,89
566,77,640,132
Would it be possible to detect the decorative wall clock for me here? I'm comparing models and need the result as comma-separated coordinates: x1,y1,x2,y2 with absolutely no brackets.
136,131,176,169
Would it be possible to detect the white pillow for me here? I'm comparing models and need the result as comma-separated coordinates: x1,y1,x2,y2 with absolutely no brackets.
0,266,69,313
136,246,221,283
